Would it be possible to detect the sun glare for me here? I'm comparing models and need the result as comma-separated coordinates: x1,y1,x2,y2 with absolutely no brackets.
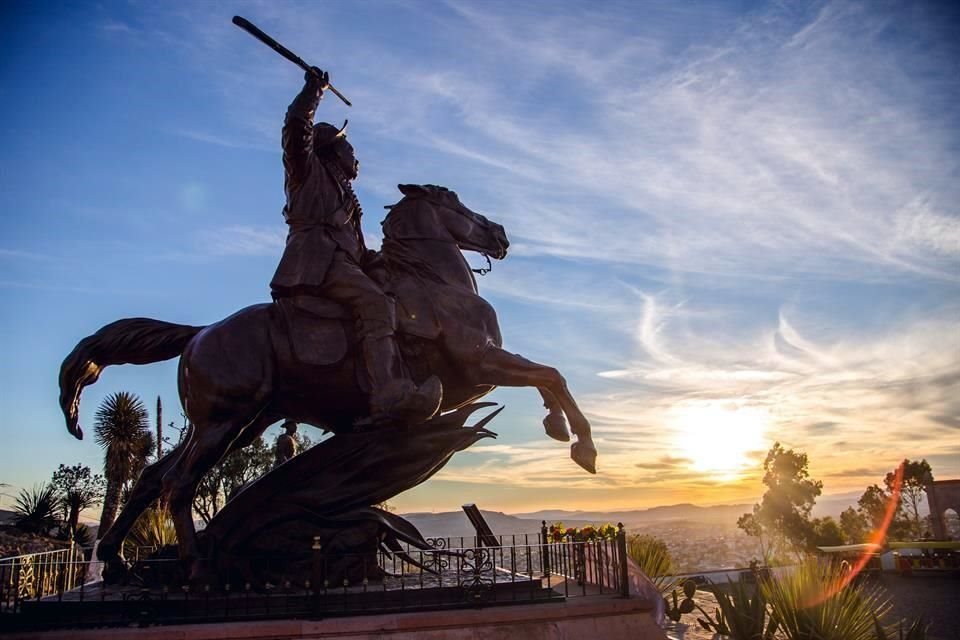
672,403,768,479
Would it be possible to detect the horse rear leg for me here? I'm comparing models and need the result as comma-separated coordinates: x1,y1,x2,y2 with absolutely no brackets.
477,347,597,474
97,442,185,565
162,411,274,580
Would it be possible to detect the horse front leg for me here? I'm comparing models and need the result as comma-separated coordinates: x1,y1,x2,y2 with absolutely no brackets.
477,347,597,474
539,389,570,443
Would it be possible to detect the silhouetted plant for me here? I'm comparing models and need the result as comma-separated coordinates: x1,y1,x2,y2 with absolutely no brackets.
664,578,697,623
695,579,779,640
13,484,59,534
94,391,153,536
123,506,177,558
874,615,929,640
50,463,105,538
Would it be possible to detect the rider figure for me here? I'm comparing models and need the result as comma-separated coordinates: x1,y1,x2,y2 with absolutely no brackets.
274,420,298,467
271,67,442,425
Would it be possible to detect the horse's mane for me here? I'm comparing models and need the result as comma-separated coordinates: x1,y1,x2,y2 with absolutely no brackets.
379,184,474,289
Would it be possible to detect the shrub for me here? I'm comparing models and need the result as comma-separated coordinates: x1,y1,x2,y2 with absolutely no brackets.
762,560,890,640
627,533,678,596
13,484,59,535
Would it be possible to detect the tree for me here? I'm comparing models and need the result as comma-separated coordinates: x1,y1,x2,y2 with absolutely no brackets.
839,507,867,543
50,464,105,538
857,484,888,531
738,442,823,559
193,436,273,523
810,516,844,548
94,391,154,537
885,459,933,539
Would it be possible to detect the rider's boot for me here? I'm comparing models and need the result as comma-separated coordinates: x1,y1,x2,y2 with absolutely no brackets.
361,335,442,426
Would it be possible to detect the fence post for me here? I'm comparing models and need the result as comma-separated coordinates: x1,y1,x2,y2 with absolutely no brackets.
616,523,629,597
540,521,550,578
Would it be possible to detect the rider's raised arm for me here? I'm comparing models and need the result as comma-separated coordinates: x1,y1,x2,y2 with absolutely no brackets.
282,68,328,191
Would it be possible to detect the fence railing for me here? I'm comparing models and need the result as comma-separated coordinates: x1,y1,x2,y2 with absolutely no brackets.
1,543,89,613
0,528,631,631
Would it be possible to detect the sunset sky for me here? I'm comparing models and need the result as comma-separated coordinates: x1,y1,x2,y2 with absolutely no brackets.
1,0,958,518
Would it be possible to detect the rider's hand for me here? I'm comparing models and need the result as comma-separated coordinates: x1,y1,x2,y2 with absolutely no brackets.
305,66,330,90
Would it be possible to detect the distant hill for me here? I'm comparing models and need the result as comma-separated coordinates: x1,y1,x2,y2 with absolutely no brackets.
401,510,545,539
400,503,757,538
512,503,754,528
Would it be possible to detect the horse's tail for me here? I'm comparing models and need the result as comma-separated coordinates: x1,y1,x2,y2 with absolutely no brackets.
59,318,205,440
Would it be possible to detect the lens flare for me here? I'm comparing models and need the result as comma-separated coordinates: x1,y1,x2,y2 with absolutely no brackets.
801,462,904,608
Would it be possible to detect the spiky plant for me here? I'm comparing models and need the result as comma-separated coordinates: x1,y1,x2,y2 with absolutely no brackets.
627,533,680,596
762,560,891,640
122,507,177,559
13,484,59,534
93,391,153,536
696,579,779,640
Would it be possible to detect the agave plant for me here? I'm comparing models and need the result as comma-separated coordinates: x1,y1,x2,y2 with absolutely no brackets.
696,579,779,640
874,615,929,640
13,484,59,535
763,560,891,640
122,506,177,559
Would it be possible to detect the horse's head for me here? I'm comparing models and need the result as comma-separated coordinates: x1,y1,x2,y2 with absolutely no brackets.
382,184,509,259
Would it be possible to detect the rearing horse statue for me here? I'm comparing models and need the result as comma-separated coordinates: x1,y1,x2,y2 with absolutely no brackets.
59,184,597,570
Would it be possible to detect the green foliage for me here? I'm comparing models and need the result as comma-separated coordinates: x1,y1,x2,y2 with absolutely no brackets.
13,484,59,534
664,579,697,623
626,533,678,596
810,516,845,548
840,506,869,543
94,391,153,535
123,506,177,558
884,459,933,539
738,442,823,559
695,580,778,640
72,523,93,548
51,463,105,537
874,615,929,640
193,436,273,523
762,560,890,640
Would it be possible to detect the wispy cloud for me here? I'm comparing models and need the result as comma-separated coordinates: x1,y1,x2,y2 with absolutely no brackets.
195,225,285,257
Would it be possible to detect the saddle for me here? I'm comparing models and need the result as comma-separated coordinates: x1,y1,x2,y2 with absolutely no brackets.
276,278,441,368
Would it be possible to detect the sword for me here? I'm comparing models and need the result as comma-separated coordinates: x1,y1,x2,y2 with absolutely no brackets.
232,15,352,108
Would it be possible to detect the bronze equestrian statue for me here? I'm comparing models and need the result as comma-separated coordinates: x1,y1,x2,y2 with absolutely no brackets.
59,68,598,578
272,68,441,427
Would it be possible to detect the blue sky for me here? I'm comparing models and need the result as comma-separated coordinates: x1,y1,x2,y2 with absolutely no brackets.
1,0,958,516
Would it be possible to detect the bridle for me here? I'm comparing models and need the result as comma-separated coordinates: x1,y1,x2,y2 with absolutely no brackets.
384,198,499,275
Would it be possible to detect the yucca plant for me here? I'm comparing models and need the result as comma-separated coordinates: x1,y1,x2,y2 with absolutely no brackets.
763,560,890,640
94,391,153,535
696,579,779,640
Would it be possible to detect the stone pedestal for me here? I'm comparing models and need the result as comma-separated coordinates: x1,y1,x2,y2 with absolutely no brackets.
6,596,667,640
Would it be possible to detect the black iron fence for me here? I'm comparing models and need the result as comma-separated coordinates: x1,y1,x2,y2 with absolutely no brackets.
0,526,631,631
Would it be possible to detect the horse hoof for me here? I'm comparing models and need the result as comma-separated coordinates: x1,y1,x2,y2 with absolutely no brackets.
101,558,130,584
187,558,218,586
543,412,570,442
571,442,597,474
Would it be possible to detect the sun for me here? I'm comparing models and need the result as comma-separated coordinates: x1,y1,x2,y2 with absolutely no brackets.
671,403,768,479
